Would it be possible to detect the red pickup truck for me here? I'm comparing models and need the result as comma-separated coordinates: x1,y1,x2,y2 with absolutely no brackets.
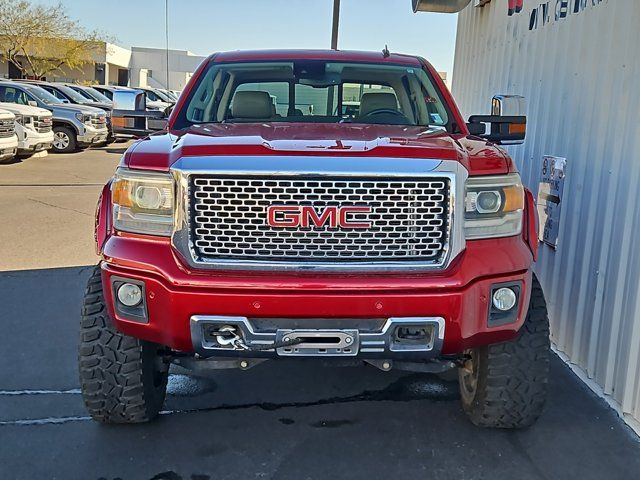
80,49,549,428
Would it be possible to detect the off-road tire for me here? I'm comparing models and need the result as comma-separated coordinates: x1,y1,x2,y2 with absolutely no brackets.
458,275,550,428
52,126,77,153
79,265,169,423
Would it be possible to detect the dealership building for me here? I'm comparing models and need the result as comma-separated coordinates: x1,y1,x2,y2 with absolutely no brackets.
445,0,640,434
0,42,205,91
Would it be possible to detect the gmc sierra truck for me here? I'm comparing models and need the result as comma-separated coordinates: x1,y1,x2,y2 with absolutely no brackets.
81,50,549,428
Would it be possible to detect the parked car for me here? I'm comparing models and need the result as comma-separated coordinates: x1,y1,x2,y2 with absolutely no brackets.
136,86,174,108
0,81,108,153
83,50,544,430
0,108,18,163
15,80,114,144
64,84,113,105
163,89,179,102
0,102,53,156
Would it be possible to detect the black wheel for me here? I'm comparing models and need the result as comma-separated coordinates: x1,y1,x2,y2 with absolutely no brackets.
79,265,169,423
52,126,77,153
458,275,550,428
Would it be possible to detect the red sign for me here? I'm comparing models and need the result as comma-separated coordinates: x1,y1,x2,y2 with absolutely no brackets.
508,0,524,16
267,205,372,229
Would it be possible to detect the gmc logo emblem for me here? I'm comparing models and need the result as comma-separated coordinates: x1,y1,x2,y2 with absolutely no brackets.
267,205,372,229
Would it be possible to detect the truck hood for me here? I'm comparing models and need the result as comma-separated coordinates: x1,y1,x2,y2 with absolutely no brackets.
52,103,106,115
0,102,50,117
82,102,112,111
123,123,511,175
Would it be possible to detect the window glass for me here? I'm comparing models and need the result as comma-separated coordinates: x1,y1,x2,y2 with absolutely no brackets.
0,86,31,105
234,82,288,116
180,60,450,128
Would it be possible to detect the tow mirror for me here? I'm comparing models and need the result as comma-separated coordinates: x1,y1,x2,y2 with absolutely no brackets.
112,89,168,138
113,90,146,111
467,95,527,145
412,0,473,13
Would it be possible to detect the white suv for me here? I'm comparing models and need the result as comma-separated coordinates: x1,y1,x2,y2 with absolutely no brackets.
0,108,18,163
0,102,53,156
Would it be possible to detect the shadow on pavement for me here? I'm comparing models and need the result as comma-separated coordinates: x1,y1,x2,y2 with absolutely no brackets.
0,266,639,480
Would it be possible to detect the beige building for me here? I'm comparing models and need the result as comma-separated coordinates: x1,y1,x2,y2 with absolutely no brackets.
2,42,204,91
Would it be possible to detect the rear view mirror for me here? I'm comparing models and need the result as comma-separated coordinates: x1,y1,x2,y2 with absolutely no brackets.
467,95,527,145
27,101,37,107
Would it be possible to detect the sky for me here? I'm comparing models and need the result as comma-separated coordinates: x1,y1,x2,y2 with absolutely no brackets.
37,0,458,75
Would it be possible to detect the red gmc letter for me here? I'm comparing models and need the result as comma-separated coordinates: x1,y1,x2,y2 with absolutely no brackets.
301,206,338,228
339,206,372,229
267,206,300,228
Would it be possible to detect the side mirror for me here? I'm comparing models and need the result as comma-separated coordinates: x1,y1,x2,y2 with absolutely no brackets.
113,90,146,111
27,101,37,107
467,95,527,145
111,89,168,138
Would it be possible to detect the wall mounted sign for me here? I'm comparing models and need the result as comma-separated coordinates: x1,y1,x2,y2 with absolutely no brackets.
529,0,607,30
537,156,566,249
476,0,609,29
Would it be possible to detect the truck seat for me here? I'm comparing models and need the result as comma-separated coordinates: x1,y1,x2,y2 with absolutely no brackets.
231,91,273,120
359,92,399,117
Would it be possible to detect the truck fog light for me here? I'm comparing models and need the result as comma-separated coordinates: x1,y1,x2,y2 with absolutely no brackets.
117,283,143,307
492,287,517,311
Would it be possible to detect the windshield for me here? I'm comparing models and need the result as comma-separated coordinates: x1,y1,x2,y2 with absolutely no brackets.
24,85,63,105
70,86,96,101
83,86,111,103
57,84,92,103
176,60,450,129
152,89,174,103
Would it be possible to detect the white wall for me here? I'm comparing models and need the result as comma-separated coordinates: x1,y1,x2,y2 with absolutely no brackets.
129,47,205,91
452,0,640,434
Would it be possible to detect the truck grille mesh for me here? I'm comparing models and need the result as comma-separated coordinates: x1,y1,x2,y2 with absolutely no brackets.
189,176,450,264
0,118,14,138
34,116,52,134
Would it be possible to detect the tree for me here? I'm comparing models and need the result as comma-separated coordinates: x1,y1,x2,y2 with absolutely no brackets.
0,0,108,78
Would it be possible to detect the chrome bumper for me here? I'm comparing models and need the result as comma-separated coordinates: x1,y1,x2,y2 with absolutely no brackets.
190,315,445,359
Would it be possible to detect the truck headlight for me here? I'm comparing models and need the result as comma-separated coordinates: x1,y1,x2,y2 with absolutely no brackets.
111,168,174,236
464,174,524,239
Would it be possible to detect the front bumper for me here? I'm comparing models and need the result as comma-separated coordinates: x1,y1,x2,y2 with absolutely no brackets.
0,135,18,160
18,130,54,153
190,315,445,359
78,126,108,145
100,233,534,356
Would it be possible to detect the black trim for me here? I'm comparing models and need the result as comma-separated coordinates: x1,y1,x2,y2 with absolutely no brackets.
487,281,522,327
110,276,148,323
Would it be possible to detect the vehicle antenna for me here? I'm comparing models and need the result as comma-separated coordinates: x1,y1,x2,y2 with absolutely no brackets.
382,45,390,58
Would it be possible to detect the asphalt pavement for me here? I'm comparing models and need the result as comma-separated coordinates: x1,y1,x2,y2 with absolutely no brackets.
1,147,639,480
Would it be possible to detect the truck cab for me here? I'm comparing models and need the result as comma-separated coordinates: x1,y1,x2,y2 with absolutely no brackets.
81,50,548,429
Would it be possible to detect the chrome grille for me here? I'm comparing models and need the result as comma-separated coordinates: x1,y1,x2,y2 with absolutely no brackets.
189,176,450,265
0,118,15,138
34,116,52,134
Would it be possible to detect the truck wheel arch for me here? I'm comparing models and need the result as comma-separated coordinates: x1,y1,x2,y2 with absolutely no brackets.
53,119,80,135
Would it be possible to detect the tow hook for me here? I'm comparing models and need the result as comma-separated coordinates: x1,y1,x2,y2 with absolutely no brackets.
214,325,249,350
